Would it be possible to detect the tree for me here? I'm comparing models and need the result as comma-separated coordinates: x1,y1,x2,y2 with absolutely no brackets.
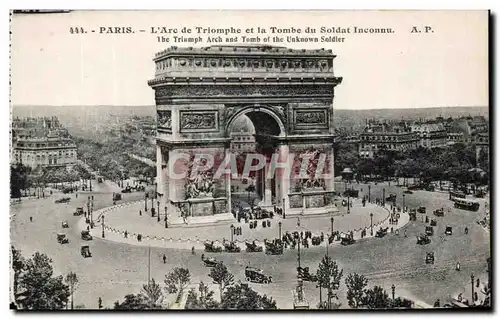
208,263,234,301
140,278,164,309
18,252,70,310
362,285,390,309
11,246,25,303
316,256,344,309
185,282,219,309
220,283,277,309
345,273,368,308
164,268,190,300
114,294,149,310
65,272,79,310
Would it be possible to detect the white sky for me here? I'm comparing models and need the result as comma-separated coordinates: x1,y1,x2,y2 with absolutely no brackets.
10,10,488,109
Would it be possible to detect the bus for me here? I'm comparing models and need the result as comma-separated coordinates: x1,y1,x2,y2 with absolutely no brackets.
453,198,480,212
449,190,466,201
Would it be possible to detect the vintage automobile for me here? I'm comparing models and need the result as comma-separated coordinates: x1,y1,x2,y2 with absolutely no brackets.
445,226,453,235
223,241,241,253
264,239,284,255
121,186,132,193
55,197,71,204
81,230,93,241
340,232,355,246
81,245,92,258
386,194,397,202
430,219,437,227
426,252,435,264
245,241,263,253
416,234,431,245
201,254,221,267
418,206,426,214
433,208,444,217
204,241,223,253
73,207,84,216
403,190,413,195
375,227,389,238
311,236,322,246
112,193,122,201
343,189,359,198
245,266,272,284
297,266,317,282
425,226,434,236
57,233,69,244
61,221,69,228
409,211,417,221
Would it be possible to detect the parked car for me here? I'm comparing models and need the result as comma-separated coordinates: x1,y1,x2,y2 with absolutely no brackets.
426,252,435,264
57,233,69,244
81,245,92,258
81,230,93,241
416,234,431,245
425,226,434,236
74,207,84,216
445,226,453,235
201,254,221,267
55,197,71,204
61,221,69,228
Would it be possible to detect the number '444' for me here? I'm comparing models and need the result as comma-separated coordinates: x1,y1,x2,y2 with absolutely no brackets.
69,27,85,34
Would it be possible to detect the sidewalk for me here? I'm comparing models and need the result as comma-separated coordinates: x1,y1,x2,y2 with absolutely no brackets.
81,199,409,251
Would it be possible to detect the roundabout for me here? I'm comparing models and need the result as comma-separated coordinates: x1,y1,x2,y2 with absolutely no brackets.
81,197,401,250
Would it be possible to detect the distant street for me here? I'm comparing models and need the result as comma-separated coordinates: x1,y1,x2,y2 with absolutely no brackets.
10,180,489,309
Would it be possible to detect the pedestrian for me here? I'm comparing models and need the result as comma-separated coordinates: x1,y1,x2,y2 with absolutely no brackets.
465,227,469,235
163,253,166,264
192,246,195,255
456,262,461,271
476,278,480,288
139,210,142,216
404,230,407,237
29,216,33,222
124,230,128,238
391,227,393,233
297,218,301,227
87,225,90,231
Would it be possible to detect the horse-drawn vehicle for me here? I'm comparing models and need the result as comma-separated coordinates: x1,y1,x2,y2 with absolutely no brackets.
340,232,355,246
426,252,435,264
245,266,272,284
57,233,69,244
201,254,221,267
81,230,93,241
416,234,431,245
245,241,263,253
81,245,92,258
425,226,434,236
297,266,317,282
264,239,284,255
204,241,223,253
223,240,241,253
375,227,389,238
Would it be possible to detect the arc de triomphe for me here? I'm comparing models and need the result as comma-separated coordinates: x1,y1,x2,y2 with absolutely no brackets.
148,45,342,223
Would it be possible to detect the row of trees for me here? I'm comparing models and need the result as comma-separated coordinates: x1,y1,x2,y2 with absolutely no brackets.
335,143,489,185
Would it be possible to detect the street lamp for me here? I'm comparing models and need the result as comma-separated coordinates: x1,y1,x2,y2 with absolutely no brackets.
368,185,371,203
278,221,282,239
316,283,323,308
157,201,160,222
471,274,475,302
382,188,386,206
144,193,148,211
347,194,350,214
370,213,373,236
164,206,168,228
403,194,406,212
330,217,334,237
230,224,234,242
282,198,286,219
101,215,105,238
391,284,395,300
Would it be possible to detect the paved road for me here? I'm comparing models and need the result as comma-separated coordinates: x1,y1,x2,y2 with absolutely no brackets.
10,182,490,309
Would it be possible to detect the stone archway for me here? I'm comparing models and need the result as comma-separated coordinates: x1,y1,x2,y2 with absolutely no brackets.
149,45,342,224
